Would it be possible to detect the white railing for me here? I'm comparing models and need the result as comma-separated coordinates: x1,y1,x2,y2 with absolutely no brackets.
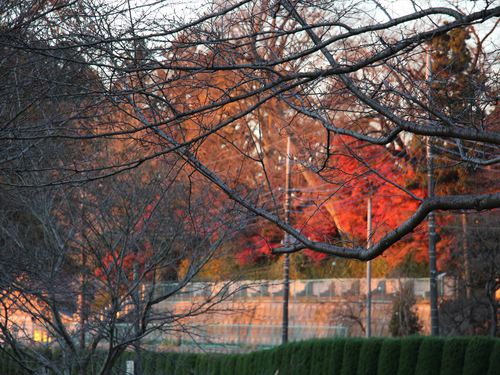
146,277,455,302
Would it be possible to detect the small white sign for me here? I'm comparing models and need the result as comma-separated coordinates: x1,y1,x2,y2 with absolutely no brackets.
126,360,134,375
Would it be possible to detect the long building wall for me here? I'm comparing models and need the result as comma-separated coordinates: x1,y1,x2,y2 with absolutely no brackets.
152,278,450,347
164,297,431,337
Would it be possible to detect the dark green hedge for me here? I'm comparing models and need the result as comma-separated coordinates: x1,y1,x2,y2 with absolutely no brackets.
309,338,331,374
325,337,346,375
0,350,26,375
3,336,499,375
340,338,364,375
357,338,383,375
377,338,400,375
414,337,444,375
128,336,499,375
397,336,424,375
439,337,469,375
487,340,500,375
462,336,495,375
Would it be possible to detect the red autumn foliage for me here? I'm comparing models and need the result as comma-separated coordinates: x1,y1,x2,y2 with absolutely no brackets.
234,135,454,270
94,196,161,282
94,251,148,281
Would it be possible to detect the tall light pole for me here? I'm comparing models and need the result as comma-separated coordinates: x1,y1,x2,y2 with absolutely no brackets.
366,195,372,337
426,48,440,335
461,211,471,299
282,135,292,344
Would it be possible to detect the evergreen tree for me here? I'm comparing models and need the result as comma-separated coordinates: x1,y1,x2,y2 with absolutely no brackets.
389,282,422,337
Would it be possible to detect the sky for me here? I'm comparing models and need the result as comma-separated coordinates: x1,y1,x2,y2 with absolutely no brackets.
122,0,498,52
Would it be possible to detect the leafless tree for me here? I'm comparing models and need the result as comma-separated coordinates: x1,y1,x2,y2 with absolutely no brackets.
0,159,253,374
440,211,500,337
3,0,497,258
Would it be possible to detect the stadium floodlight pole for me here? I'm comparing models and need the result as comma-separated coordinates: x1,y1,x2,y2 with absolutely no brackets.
282,135,292,344
426,47,440,336
366,195,372,337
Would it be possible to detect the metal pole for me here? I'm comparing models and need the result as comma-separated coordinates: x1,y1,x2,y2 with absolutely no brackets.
282,135,292,344
426,48,440,335
462,212,471,299
366,196,372,337
79,248,86,350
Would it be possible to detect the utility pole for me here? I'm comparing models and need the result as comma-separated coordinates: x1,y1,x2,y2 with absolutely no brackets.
79,248,87,349
282,135,292,344
133,253,143,375
78,247,87,375
426,48,440,335
462,211,471,299
77,195,88,375
366,195,372,338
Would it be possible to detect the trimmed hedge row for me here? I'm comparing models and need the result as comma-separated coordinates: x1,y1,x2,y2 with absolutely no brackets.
0,350,22,375
126,336,499,375
1,336,498,375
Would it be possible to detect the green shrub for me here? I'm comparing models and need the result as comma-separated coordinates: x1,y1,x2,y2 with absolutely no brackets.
439,337,469,375
309,338,330,375
159,352,177,375
357,338,383,375
254,348,275,375
203,354,213,375
107,337,500,375
340,338,363,375
273,342,297,374
487,340,500,375
194,353,205,375
273,345,287,372
176,353,198,375
0,351,8,374
414,337,444,375
325,338,346,375
397,336,423,375
279,342,298,375
291,340,314,375
389,283,422,337
220,354,237,375
228,354,238,375
236,353,250,375
249,349,273,375
0,351,18,375
377,338,400,375
237,353,247,375
462,336,494,375
142,351,157,375
217,354,228,375
213,354,222,375
204,354,216,375
243,352,258,375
